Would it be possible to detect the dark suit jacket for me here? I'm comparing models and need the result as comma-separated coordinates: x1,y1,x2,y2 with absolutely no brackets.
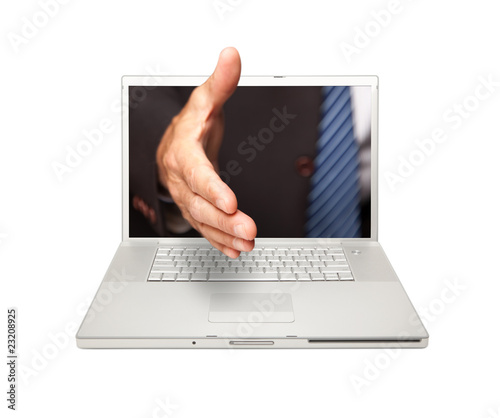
128,86,370,238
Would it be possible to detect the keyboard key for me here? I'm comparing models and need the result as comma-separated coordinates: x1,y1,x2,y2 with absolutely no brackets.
161,274,176,281
208,272,279,281
324,261,349,267
154,260,175,267
310,272,324,280
325,273,339,281
151,266,178,273
191,272,208,281
339,273,354,281
155,254,173,259
322,267,350,273
149,273,162,281
326,250,343,255
307,255,322,260
176,273,190,281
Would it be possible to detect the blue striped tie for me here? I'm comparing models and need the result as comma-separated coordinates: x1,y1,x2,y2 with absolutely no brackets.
305,86,362,238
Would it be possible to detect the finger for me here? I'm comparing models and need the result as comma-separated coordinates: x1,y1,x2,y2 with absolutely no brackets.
187,47,241,115
181,213,241,259
181,149,238,215
186,192,257,241
198,222,255,253
206,238,241,259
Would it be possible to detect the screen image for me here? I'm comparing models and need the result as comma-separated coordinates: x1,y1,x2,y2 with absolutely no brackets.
128,85,371,238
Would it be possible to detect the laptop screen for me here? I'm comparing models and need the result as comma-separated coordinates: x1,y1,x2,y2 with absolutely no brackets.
128,85,372,238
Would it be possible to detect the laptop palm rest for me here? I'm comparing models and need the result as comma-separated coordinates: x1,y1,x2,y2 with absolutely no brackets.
208,293,295,323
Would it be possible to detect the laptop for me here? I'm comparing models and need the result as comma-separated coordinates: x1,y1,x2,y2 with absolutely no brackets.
76,75,429,348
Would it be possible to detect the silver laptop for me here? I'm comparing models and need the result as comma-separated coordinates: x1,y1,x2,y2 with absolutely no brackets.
76,75,429,348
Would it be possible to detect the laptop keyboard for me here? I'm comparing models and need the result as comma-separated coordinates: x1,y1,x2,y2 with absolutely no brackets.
147,246,354,282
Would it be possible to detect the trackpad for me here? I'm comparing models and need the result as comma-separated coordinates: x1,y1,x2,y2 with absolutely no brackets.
209,293,294,323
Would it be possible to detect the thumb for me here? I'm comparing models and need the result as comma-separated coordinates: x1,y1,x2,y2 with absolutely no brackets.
189,47,241,113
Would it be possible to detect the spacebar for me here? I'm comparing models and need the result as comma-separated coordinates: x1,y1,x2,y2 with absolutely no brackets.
208,272,279,281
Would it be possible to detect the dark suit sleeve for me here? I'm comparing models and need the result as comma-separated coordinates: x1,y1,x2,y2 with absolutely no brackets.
128,86,191,237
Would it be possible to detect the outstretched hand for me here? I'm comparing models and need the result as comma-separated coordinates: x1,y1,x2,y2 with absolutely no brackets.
156,47,257,258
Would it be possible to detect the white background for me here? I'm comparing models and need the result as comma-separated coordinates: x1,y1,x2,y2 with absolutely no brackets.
1,0,499,417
